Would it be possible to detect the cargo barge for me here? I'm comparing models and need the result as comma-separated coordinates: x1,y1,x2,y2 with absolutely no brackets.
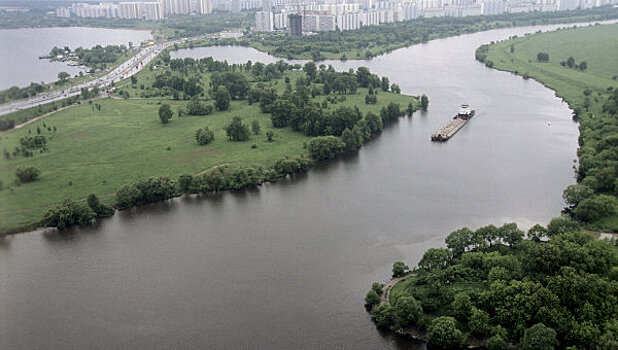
431,104,475,142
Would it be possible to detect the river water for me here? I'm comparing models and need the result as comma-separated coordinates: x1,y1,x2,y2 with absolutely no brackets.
0,27,151,90
1,23,581,349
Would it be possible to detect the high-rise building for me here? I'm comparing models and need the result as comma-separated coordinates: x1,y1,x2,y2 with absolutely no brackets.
288,14,302,37
255,11,274,31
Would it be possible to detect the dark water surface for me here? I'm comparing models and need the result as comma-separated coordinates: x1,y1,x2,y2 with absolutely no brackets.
1,23,582,349
0,27,151,89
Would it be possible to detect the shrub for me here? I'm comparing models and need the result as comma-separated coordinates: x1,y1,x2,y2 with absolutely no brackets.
42,199,95,229
307,136,345,160
86,194,115,218
195,126,215,145
15,166,40,183
224,116,250,141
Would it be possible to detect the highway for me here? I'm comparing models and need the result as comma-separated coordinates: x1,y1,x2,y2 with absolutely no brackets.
0,40,178,117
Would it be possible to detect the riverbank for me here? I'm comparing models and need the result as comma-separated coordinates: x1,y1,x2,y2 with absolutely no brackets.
0,57,419,234
476,22,618,232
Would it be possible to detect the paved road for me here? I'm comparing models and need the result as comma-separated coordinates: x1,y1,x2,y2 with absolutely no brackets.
0,40,178,117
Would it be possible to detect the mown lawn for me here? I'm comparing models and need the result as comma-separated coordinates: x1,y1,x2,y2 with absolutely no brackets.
0,70,416,233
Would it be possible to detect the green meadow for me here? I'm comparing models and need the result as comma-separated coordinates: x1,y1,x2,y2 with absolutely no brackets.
0,66,417,233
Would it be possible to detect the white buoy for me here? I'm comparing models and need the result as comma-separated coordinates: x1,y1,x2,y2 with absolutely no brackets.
547,121,551,126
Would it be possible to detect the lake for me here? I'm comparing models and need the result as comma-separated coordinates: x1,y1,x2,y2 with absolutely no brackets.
0,23,582,349
0,27,151,90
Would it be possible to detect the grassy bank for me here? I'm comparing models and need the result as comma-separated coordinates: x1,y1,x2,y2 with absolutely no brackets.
0,59,417,233
476,22,618,232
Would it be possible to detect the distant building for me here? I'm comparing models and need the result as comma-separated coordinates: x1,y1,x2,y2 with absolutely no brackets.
288,14,302,37
255,11,274,31
55,7,71,17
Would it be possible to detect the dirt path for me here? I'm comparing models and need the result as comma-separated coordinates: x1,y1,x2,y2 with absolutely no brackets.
380,275,413,306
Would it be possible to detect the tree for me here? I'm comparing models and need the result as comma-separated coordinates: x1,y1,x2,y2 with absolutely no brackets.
381,76,389,91
527,224,548,242
15,166,40,183
420,94,429,110
187,99,213,115
407,102,415,116
418,248,452,270
537,52,549,62
579,61,587,71
476,224,499,246
547,217,580,236
57,71,70,83
562,184,594,208
365,289,380,307
392,261,408,277
266,130,274,142
520,323,558,350
394,295,422,325
365,94,377,104
251,120,261,135
131,75,138,84
195,126,215,145
307,136,345,160
341,127,360,152
566,56,575,68
158,104,173,124
372,304,394,327
498,222,524,247
178,174,193,193
214,86,231,111
303,61,317,81
451,293,473,320
427,316,464,349
390,84,401,94
572,194,616,222
224,116,250,141
445,227,473,256
486,335,507,350
42,199,95,229
468,307,491,336
86,194,114,218
371,282,383,296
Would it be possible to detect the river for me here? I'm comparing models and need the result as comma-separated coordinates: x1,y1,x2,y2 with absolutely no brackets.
0,27,151,90
1,23,582,349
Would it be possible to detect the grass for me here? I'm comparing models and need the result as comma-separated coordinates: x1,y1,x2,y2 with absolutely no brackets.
482,22,618,232
0,68,416,234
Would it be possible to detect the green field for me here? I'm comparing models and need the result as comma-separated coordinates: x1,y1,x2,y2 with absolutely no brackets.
479,23,618,231
0,64,416,234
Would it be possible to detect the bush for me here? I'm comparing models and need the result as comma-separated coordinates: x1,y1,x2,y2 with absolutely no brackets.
42,199,95,229
115,176,178,209
214,86,231,111
308,136,345,160
486,335,507,350
195,126,215,145
187,99,213,115
572,194,616,222
15,166,40,183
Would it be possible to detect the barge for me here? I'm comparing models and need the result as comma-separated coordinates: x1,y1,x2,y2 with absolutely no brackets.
431,104,475,142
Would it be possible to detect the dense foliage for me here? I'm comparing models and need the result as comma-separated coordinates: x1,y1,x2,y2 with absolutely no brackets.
367,221,618,349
